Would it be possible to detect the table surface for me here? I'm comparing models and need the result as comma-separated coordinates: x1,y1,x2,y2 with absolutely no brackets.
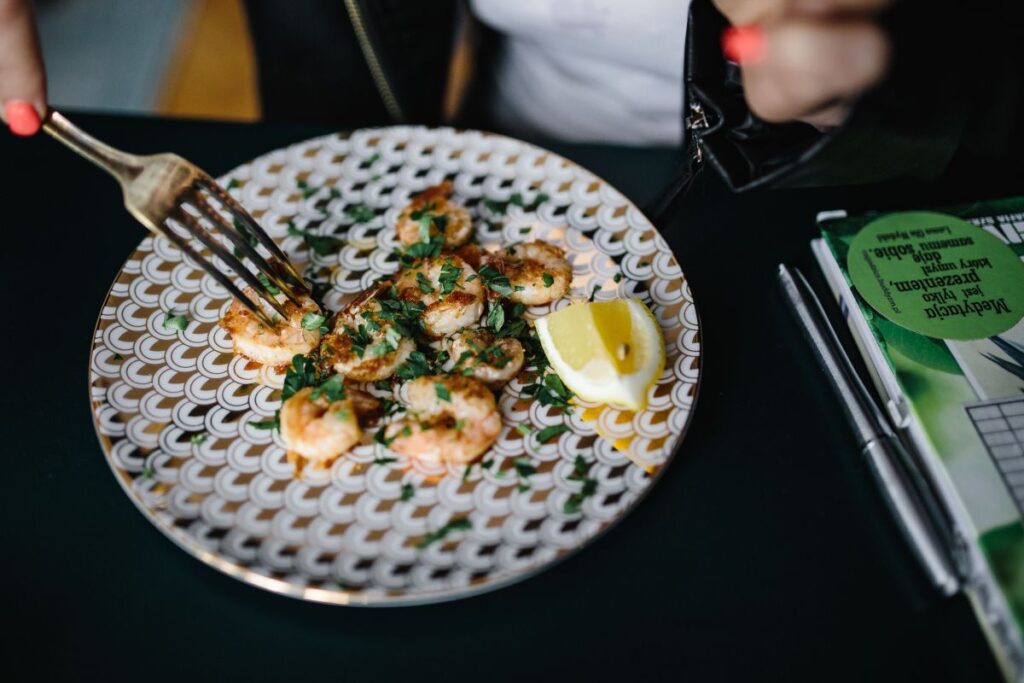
2,113,1016,681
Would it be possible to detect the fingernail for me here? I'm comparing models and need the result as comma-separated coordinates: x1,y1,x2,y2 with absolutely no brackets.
722,25,765,64
4,100,42,136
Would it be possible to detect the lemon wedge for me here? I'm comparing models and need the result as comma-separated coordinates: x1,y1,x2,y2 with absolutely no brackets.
535,298,665,411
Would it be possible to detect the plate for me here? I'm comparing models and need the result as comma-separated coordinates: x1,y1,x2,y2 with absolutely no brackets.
88,127,702,605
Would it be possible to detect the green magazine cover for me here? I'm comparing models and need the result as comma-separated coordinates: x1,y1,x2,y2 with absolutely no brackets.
813,197,1024,680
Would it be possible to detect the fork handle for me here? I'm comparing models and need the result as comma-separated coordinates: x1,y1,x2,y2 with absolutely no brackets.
42,109,142,184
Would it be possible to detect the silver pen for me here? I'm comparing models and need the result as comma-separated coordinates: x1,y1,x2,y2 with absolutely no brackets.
778,264,960,596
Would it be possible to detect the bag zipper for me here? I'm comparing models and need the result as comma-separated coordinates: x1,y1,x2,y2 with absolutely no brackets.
343,0,406,123
645,100,710,222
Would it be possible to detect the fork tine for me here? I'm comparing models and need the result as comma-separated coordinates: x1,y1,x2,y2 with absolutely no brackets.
196,175,307,286
171,207,291,320
186,190,305,306
155,222,278,328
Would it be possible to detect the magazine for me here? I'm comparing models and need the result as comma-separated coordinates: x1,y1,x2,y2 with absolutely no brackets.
813,198,1024,679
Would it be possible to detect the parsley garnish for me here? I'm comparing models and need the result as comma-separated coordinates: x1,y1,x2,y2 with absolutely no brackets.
613,273,622,283
535,424,570,443
486,302,505,332
226,178,241,189
250,412,280,431
257,271,281,296
396,351,431,380
401,483,414,501
287,221,343,257
416,517,471,548
163,311,188,331
542,272,554,288
112,353,124,361
416,271,434,294
438,260,463,294
301,312,326,331
310,374,346,402
373,456,398,465
141,466,155,479
564,457,599,513
345,203,375,223
478,264,516,297
435,383,451,401
282,354,317,400
232,217,260,258
190,433,207,445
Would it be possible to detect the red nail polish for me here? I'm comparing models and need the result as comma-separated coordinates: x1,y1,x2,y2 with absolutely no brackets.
4,100,42,136
722,25,765,64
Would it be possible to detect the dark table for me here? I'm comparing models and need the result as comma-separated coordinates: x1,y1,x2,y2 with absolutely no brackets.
1,113,1012,681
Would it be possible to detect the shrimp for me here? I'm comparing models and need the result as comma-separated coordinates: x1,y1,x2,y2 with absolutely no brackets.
483,241,571,306
395,180,473,249
445,329,525,386
321,285,415,382
385,375,501,464
279,385,361,472
219,288,322,367
394,255,484,337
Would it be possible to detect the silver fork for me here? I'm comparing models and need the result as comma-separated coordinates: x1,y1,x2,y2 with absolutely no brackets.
42,109,307,328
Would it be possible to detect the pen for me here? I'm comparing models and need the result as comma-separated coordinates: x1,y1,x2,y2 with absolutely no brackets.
778,264,960,596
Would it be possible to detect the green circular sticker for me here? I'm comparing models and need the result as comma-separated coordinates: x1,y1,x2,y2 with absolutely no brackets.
847,211,1024,340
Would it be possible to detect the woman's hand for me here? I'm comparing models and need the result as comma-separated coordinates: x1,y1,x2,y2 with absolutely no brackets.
0,0,46,135
714,0,891,129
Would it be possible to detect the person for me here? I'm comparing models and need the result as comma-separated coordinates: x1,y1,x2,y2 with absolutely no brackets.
2,0,1020,207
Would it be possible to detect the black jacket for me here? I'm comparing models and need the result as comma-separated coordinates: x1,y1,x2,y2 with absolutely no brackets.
243,0,1023,201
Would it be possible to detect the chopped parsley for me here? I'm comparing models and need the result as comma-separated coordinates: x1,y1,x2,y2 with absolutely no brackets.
163,311,188,331
486,302,505,332
257,271,281,296
310,374,347,402
287,221,343,257
141,466,155,479
250,412,280,431
477,264,517,297
542,272,554,288
435,383,451,402
190,433,207,445
345,203,375,223
112,353,124,361
301,312,326,331
613,273,622,283
437,260,463,294
416,271,435,294
232,216,260,258
401,483,414,501
396,351,431,380
564,477,598,514
535,424,570,444
226,178,241,189
373,456,398,465
416,517,471,548
282,354,317,400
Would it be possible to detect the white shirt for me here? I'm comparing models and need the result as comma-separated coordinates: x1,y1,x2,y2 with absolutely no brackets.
470,0,690,147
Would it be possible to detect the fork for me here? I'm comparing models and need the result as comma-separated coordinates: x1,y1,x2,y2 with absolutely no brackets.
41,109,307,328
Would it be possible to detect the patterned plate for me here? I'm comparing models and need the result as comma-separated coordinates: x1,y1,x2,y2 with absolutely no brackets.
88,127,701,605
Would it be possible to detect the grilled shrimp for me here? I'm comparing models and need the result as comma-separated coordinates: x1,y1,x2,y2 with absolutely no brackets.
280,385,361,470
484,241,571,305
385,375,501,464
219,288,321,367
321,286,415,382
395,180,473,249
394,255,484,337
445,329,525,386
